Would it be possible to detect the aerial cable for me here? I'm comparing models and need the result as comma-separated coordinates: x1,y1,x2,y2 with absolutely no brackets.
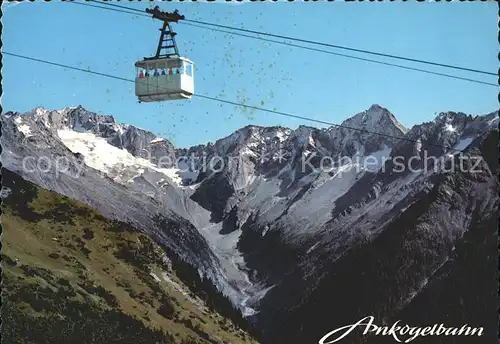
69,1,148,17
3,51,485,155
86,0,497,77
180,22,497,87
68,1,498,86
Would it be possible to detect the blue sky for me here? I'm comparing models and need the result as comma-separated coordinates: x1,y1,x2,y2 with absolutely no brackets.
3,1,498,148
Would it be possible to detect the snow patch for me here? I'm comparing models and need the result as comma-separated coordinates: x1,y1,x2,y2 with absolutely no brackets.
150,137,165,144
240,147,257,157
57,129,186,186
444,123,455,132
14,117,32,137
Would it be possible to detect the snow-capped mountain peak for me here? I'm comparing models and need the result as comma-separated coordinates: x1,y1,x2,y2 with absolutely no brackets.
342,104,408,135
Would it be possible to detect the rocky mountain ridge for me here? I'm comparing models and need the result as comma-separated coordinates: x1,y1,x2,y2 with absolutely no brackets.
2,104,498,343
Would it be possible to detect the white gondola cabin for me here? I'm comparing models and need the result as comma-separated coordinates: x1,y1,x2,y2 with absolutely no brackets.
135,57,194,102
135,7,194,103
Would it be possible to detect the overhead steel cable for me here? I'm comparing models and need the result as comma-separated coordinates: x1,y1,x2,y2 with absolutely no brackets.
179,22,497,87
68,1,498,87
3,51,482,154
86,0,497,77
69,0,149,17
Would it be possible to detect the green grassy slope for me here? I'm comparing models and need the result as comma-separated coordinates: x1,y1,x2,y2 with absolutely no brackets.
1,169,259,344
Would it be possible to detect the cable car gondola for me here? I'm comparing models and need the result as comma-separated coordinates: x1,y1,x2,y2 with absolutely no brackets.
135,7,194,103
